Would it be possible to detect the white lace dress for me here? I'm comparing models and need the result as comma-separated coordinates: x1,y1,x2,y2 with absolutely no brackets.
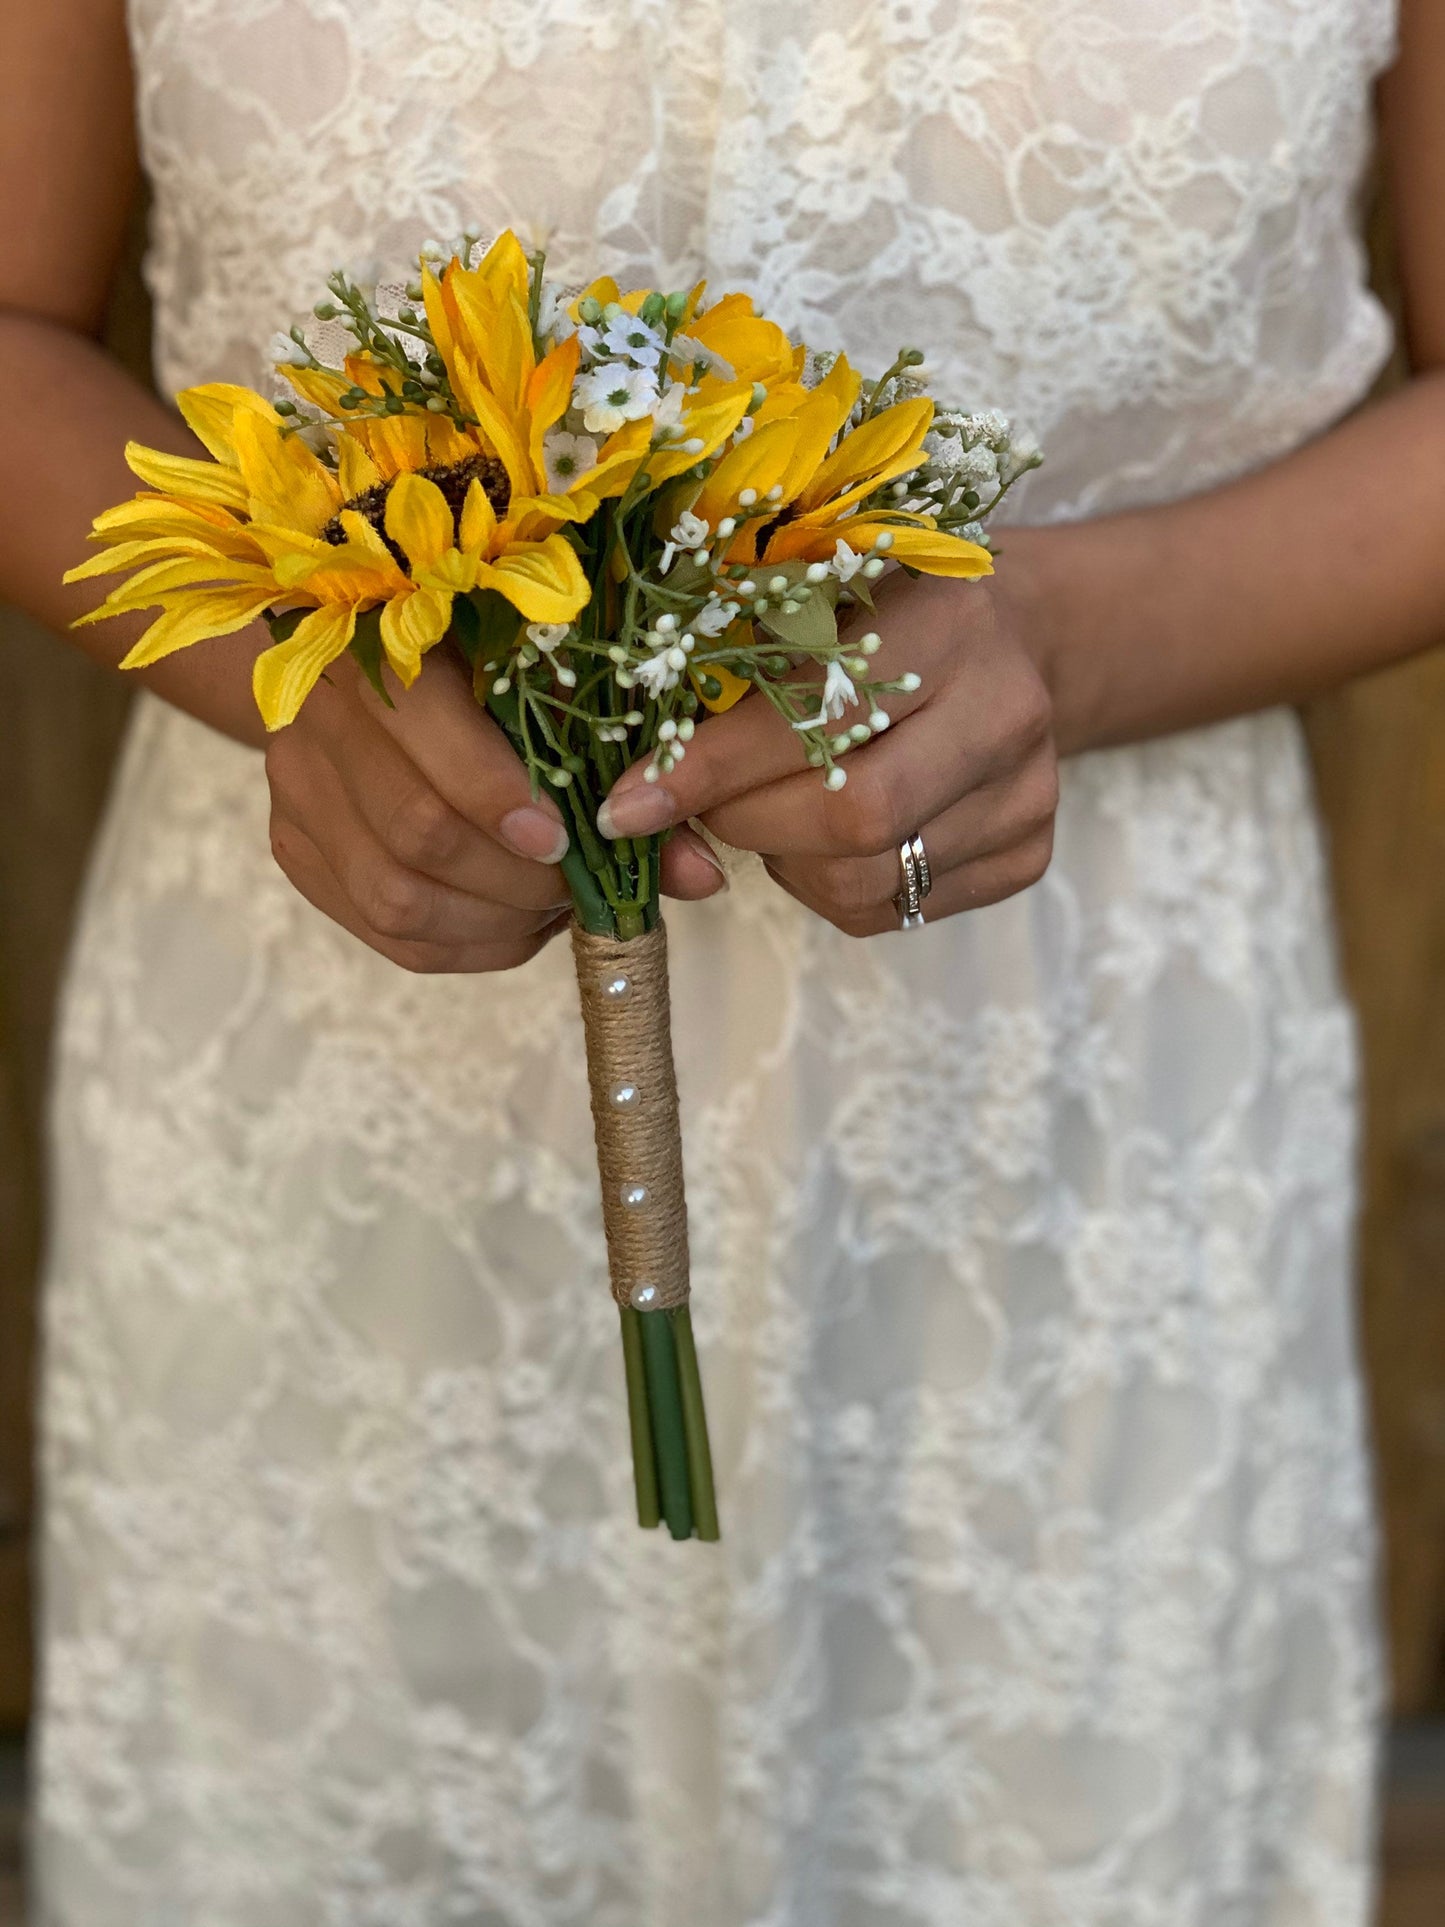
34,3,1395,1923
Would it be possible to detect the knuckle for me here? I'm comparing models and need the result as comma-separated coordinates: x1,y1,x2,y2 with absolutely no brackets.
811,856,882,917
384,785,459,868
1023,753,1061,831
1018,821,1055,888
829,767,903,857
360,863,428,939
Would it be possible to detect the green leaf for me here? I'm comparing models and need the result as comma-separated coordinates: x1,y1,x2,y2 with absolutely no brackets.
467,586,525,661
347,606,393,707
449,590,483,665
755,576,839,657
265,608,305,643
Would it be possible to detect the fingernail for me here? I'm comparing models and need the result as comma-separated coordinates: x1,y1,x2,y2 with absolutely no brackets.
694,841,730,891
499,807,570,864
597,786,676,839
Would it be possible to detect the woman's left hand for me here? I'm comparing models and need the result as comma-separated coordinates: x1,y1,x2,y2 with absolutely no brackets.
600,569,1060,935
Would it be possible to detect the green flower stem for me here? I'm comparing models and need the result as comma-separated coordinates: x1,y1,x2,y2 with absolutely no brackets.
669,1305,719,1541
619,1308,661,1529
638,1309,694,1540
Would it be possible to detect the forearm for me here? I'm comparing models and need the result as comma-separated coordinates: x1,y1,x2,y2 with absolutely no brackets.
1009,369,1445,756
0,311,265,747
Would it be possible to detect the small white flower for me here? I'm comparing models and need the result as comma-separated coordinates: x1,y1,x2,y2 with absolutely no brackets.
601,313,668,367
693,600,739,637
669,334,736,381
791,659,860,732
659,508,711,574
268,331,310,368
574,363,660,435
535,281,576,342
632,648,683,698
650,383,688,434
525,622,570,653
830,539,865,582
542,429,599,493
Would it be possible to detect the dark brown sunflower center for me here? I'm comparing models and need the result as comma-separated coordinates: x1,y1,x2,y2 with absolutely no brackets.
322,453,512,565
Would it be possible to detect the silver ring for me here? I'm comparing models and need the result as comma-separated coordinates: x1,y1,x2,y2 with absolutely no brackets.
895,830,933,929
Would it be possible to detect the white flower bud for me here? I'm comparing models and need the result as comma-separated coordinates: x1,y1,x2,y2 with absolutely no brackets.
677,718,696,741
655,612,678,633
899,672,922,692
849,722,871,742
716,517,737,539
643,763,662,783
873,530,895,551
768,575,789,594
738,487,758,507
658,719,678,741
492,677,511,695
862,558,887,579
869,708,891,732
825,767,848,790
805,562,830,584
859,632,882,654
666,646,688,671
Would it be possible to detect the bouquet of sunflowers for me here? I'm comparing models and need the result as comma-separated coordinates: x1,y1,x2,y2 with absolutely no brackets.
69,230,1039,1541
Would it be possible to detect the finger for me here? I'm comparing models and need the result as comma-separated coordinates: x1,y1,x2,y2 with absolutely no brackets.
269,701,570,916
306,649,572,866
764,751,1059,916
659,824,730,900
768,821,1056,937
596,665,932,842
270,817,569,973
701,672,1048,860
269,759,565,949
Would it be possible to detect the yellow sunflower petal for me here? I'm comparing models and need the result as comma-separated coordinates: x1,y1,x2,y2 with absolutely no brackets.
251,602,357,730
526,334,582,482
773,356,863,506
474,534,589,623
794,398,933,514
75,554,273,623
232,410,343,535
379,586,453,686
686,296,800,389
176,384,280,465
124,443,252,512
459,477,498,554
385,472,454,573
693,417,804,528
644,382,755,489
337,434,384,500
117,586,278,669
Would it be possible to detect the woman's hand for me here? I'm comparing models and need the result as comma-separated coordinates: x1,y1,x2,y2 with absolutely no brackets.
596,570,1059,936
266,647,728,973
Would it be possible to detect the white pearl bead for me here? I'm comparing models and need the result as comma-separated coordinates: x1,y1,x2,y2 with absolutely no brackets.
620,1183,649,1210
629,1282,660,1311
602,972,632,1003
609,1081,640,1111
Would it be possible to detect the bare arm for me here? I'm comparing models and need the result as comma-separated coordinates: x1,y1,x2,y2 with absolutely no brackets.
0,0,724,969
597,0,1445,932
0,0,269,743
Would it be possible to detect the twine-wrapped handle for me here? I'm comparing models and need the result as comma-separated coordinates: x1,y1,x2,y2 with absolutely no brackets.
572,922,690,1311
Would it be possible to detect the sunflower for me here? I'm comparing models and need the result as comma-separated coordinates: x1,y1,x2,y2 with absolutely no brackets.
66,380,594,729
694,354,994,579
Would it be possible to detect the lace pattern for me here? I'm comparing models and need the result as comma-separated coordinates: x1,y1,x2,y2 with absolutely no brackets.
33,2,1394,1921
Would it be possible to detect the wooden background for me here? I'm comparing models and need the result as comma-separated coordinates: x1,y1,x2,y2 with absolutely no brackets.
0,208,1443,1738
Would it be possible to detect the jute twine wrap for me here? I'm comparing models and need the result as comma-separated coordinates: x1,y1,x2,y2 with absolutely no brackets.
572,921,691,1311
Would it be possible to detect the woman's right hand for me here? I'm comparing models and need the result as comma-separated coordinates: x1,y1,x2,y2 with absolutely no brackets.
265,646,729,973
265,647,578,974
